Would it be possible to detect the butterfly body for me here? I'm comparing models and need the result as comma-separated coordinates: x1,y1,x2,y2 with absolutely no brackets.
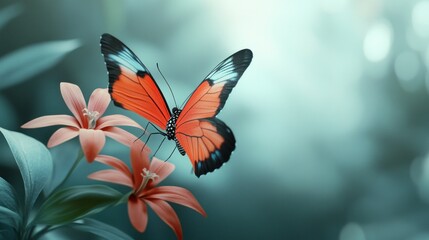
166,107,180,141
100,33,252,177
166,107,186,156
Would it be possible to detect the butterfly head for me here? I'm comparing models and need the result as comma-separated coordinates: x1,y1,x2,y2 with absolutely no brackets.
172,107,180,115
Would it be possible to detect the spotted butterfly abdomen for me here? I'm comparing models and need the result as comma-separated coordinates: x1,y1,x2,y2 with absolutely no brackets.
166,107,181,140
166,107,185,155
175,138,186,155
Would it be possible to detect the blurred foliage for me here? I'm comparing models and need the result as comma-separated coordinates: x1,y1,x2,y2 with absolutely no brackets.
0,4,22,30
0,39,81,90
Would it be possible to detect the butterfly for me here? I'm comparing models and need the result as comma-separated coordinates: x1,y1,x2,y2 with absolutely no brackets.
100,33,252,177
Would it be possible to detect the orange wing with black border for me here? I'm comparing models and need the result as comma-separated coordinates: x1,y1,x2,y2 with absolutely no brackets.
175,49,253,177
100,34,171,130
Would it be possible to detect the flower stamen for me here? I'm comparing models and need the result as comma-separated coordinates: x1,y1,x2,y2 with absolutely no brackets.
83,108,99,129
135,168,158,195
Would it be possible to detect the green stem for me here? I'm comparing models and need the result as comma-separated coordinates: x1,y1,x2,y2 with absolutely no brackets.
52,149,84,193
28,149,84,239
23,225,35,240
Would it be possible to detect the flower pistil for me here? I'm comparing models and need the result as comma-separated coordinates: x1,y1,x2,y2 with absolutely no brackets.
135,168,158,195
83,108,99,129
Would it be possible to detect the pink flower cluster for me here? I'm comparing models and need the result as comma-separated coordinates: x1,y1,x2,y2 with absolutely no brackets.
22,82,206,240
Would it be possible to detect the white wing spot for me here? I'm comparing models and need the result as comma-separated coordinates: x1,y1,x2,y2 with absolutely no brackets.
108,51,143,72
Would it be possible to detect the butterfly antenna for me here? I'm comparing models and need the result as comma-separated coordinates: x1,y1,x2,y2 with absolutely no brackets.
157,63,178,108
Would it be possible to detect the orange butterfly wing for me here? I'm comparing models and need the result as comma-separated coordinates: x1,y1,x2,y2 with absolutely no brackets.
175,49,253,177
100,34,171,129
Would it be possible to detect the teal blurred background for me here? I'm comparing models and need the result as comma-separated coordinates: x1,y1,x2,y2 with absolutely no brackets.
2,0,429,239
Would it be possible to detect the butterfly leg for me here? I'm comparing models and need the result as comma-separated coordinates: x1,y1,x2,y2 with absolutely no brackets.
141,131,165,153
139,122,167,153
151,136,166,159
164,145,177,162
134,121,152,143
147,122,164,134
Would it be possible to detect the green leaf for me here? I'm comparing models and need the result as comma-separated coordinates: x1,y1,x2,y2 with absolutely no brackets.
0,177,18,212
0,206,20,229
0,128,53,215
36,185,123,225
0,4,22,30
0,179,19,239
68,218,133,240
0,39,81,90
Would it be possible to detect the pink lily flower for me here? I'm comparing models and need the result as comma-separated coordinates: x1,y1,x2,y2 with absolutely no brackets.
22,82,143,162
88,140,207,240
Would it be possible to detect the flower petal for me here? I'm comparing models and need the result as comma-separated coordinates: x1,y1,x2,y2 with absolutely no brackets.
103,127,139,146
146,199,183,240
88,88,110,117
145,186,207,217
60,82,87,128
149,157,175,186
94,155,131,178
130,140,151,188
79,129,105,162
21,115,80,129
47,127,79,148
128,195,148,232
88,169,133,187
96,114,144,130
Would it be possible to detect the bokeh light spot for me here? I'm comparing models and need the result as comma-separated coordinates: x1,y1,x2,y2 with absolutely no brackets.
363,19,392,62
339,222,366,240
412,0,429,38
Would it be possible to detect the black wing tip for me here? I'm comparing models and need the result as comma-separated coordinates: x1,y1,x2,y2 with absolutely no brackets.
100,33,120,43
101,33,112,39
100,33,116,46
194,141,236,178
194,152,235,178
100,34,123,54
235,49,253,61
239,48,253,56
194,119,236,177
